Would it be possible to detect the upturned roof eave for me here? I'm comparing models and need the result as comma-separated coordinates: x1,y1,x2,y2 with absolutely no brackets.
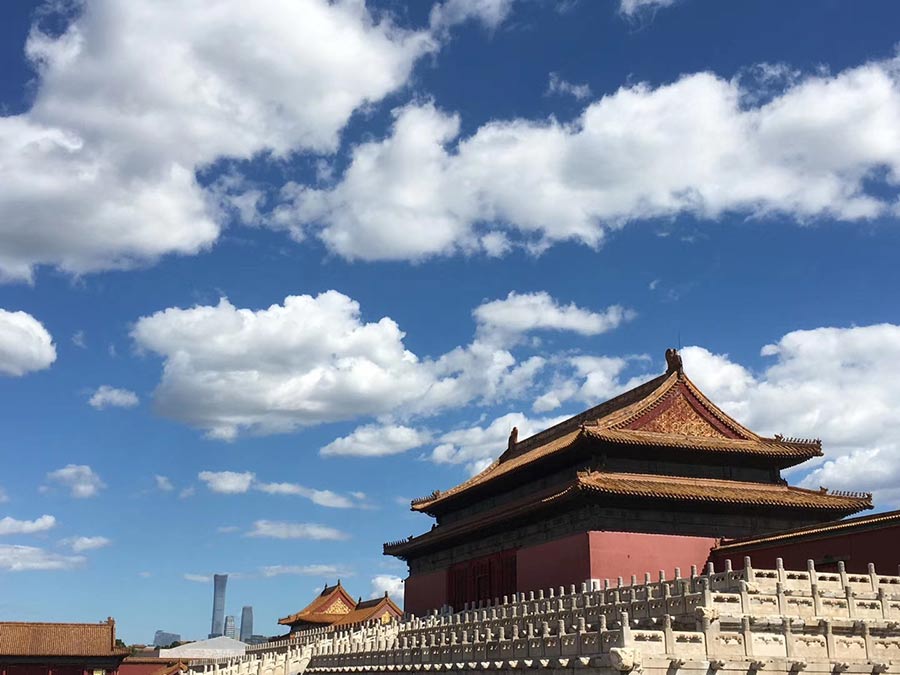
389,471,872,559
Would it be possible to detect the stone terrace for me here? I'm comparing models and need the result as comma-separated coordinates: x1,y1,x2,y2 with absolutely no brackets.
188,559,900,675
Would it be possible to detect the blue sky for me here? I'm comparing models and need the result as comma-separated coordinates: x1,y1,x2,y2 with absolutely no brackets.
1,0,899,646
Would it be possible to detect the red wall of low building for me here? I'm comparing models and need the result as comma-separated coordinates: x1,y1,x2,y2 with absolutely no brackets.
588,531,718,584
517,532,591,594
120,662,178,675
2,668,107,675
404,568,448,615
709,524,900,574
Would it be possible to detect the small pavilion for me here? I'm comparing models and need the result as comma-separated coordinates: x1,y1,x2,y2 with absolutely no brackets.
278,582,402,634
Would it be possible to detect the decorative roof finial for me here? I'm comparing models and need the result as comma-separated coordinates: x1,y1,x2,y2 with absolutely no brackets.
508,426,518,451
665,348,683,374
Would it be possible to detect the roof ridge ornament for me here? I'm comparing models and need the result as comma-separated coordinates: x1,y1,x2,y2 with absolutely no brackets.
665,348,683,374
507,426,518,451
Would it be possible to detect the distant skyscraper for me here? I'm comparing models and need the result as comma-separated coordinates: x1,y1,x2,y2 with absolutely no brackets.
153,629,181,647
240,606,253,643
224,615,236,639
209,573,228,638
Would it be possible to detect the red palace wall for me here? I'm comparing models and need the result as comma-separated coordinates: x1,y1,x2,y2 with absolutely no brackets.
404,568,448,616
403,530,717,614
517,533,592,593
709,524,900,574
588,531,718,583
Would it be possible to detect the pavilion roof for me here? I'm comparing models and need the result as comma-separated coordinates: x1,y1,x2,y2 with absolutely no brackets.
386,471,871,558
332,595,402,627
0,619,127,657
411,360,823,515
278,581,357,627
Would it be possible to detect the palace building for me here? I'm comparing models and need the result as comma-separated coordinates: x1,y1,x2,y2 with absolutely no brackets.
385,349,873,615
279,582,402,634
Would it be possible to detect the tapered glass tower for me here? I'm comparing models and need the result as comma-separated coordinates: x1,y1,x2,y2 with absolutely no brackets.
209,574,228,638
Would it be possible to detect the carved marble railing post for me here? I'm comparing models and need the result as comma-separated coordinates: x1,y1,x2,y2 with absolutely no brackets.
662,614,674,654
776,582,786,616
739,581,750,614
701,578,712,609
859,620,873,660
741,616,753,657
821,619,835,659
617,612,632,648
744,557,755,584
845,585,856,619
869,563,879,593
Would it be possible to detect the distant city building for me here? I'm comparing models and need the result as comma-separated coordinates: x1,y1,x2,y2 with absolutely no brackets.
224,615,236,639
152,630,181,647
239,606,253,643
208,574,227,638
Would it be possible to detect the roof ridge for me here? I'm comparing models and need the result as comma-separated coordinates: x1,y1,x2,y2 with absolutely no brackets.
505,372,671,458
577,470,793,490
0,620,112,626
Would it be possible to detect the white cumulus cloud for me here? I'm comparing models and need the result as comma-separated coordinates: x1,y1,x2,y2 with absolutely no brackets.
198,470,364,508
133,291,567,439
0,309,56,376
619,0,680,17
44,465,105,498
183,573,212,583
429,0,515,33
320,424,431,457
432,411,571,475
246,520,349,541
280,55,900,261
154,475,174,492
88,385,139,409
0,545,85,571
0,0,436,281
474,292,634,345
61,536,111,553
547,73,591,100
261,564,348,577
198,471,255,494
0,515,56,536
371,574,405,603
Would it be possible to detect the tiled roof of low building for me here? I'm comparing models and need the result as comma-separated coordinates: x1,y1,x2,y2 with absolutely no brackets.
278,581,356,627
0,619,127,657
332,595,402,627
713,508,900,552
